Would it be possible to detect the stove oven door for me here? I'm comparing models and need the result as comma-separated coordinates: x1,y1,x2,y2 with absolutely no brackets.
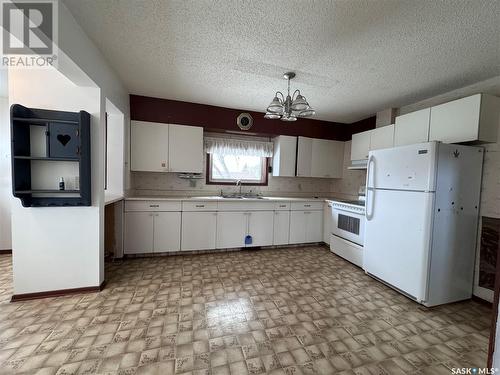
331,207,365,246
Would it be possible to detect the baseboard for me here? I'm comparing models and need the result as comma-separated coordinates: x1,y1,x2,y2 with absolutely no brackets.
0,249,12,255
11,280,106,302
472,294,493,308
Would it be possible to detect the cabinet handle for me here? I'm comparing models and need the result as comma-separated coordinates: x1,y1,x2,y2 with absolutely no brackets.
195,205,205,208
149,204,159,208
304,204,311,207
279,205,287,208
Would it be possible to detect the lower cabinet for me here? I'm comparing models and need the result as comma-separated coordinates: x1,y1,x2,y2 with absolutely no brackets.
124,211,154,254
323,203,332,244
124,211,181,254
273,210,290,245
216,212,247,248
289,210,323,244
153,212,181,252
124,200,327,253
181,211,217,251
216,211,274,248
247,211,274,247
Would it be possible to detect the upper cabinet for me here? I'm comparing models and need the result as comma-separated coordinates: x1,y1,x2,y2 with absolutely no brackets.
296,137,313,177
351,130,371,161
131,121,204,173
351,125,394,161
429,94,500,144
168,124,203,173
272,135,297,177
131,121,169,172
297,136,344,178
394,108,431,146
311,138,344,178
369,124,394,151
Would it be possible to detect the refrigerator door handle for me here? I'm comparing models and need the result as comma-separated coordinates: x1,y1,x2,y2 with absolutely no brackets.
366,155,375,221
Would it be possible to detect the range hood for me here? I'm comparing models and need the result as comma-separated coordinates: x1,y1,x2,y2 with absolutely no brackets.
347,160,368,170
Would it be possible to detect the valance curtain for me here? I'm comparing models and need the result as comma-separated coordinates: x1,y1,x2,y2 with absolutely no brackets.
204,137,274,157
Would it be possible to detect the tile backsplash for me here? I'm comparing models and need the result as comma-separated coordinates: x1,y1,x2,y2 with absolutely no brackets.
131,140,366,199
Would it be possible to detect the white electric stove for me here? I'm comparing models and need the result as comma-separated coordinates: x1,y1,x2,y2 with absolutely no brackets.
328,196,366,267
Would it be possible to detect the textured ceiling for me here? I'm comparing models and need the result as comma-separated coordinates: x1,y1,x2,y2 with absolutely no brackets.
63,0,500,123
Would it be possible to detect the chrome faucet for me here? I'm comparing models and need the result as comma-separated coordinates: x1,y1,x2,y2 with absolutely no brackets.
235,179,242,196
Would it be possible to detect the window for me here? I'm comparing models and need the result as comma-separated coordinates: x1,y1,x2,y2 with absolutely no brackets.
207,153,268,185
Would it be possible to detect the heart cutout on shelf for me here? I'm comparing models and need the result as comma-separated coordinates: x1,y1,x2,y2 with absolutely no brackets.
57,134,71,146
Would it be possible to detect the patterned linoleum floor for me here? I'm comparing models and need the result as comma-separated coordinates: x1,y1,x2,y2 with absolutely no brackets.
0,246,492,375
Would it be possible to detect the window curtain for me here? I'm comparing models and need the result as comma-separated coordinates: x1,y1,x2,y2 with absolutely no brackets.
204,137,274,157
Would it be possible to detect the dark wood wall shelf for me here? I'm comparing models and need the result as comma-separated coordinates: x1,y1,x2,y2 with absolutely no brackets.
11,104,91,207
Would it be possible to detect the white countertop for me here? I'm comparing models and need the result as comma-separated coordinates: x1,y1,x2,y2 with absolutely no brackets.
125,196,332,202
105,193,124,205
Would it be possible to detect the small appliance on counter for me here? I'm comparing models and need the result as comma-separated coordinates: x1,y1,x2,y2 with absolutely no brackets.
328,186,366,267
364,141,483,307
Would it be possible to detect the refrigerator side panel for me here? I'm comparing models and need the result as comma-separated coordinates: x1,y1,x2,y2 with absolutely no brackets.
364,189,434,301
368,142,438,192
425,144,484,306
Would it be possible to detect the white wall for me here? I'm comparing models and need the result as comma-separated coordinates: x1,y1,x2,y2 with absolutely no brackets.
105,99,124,196
7,1,130,294
0,71,11,250
9,68,101,294
57,2,131,192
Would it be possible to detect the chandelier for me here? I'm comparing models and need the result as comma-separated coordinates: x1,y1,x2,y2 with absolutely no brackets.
264,72,315,121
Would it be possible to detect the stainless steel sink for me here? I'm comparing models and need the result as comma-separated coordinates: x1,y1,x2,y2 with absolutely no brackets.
220,194,265,199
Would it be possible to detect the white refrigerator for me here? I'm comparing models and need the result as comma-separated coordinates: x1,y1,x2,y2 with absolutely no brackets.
363,141,483,307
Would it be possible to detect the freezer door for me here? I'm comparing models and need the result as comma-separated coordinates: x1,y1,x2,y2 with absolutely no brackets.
367,142,438,192
364,189,434,302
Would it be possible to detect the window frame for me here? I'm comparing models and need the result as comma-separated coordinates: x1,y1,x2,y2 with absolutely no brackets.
206,153,269,186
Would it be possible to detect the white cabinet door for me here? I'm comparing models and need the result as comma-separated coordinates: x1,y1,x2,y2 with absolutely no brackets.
247,211,274,247
168,124,204,173
273,210,290,245
131,121,169,172
216,212,247,248
306,211,323,243
370,125,394,151
296,136,313,177
124,211,154,254
153,212,181,252
394,108,430,146
181,211,217,251
351,130,371,161
429,94,500,144
272,136,297,177
323,203,332,244
289,211,307,244
311,139,344,178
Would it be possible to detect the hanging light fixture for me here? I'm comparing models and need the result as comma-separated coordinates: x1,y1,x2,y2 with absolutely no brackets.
264,72,315,121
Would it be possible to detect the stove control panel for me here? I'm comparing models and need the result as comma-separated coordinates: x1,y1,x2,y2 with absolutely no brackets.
330,202,366,214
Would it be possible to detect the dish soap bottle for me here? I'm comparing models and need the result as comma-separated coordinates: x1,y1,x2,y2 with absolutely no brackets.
59,177,65,191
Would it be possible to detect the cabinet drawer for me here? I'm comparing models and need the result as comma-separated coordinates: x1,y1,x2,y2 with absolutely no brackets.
182,201,218,211
217,201,275,211
125,200,181,212
291,201,323,211
274,202,290,210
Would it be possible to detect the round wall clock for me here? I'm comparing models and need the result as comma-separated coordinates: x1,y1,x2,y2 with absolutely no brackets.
236,113,253,131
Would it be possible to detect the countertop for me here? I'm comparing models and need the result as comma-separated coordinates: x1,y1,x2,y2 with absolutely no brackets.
124,195,347,203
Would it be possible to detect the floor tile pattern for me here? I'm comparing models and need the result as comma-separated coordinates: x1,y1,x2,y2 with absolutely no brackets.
0,246,492,374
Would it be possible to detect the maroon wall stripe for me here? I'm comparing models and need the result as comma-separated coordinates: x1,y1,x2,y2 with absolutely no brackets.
130,95,375,141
